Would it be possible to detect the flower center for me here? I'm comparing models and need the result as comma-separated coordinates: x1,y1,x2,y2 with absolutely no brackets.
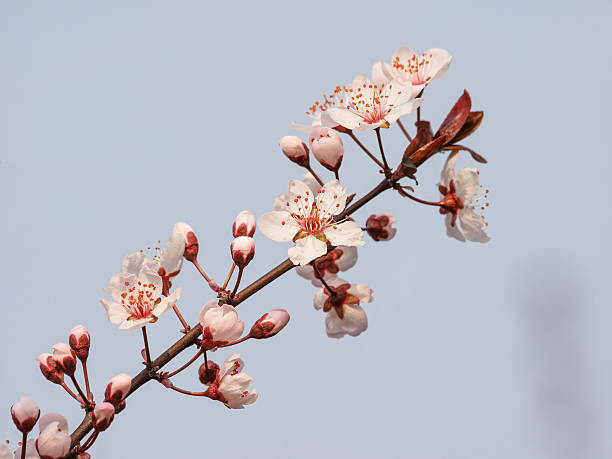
120,281,158,320
392,52,434,85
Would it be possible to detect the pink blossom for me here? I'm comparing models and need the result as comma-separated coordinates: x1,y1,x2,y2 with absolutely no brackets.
232,211,256,238
11,396,40,433
250,309,290,339
199,300,244,351
68,325,90,361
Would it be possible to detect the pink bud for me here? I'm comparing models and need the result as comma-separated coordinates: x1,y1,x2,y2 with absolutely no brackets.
114,400,126,414
250,309,290,339
52,343,77,377
104,373,131,406
77,453,92,459
232,210,256,237
230,236,255,268
365,214,397,241
198,360,220,385
279,135,310,167
173,222,199,262
35,421,70,459
92,402,115,432
36,354,64,385
308,127,344,172
69,325,90,361
11,396,40,433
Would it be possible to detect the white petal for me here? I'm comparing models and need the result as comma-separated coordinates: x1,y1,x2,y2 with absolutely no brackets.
335,246,358,271
455,168,480,203
100,299,128,324
459,208,490,243
386,99,422,125
444,214,466,242
393,46,417,64
371,61,393,85
288,236,327,266
326,107,363,130
324,221,364,247
348,284,373,303
258,211,299,242
290,121,315,132
119,318,150,331
325,305,368,338
273,192,290,211
121,251,145,275
425,48,452,83
302,172,321,193
313,287,327,310
39,413,68,433
440,151,459,187
316,179,347,217
219,353,243,380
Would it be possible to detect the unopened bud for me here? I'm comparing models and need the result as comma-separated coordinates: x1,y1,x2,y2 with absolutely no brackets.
11,396,40,433
77,453,92,459
69,325,90,361
36,354,64,385
279,135,310,167
173,222,199,262
232,210,256,237
114,400,126,414
230,236,255,268
198,360,220,385
52,343,77,377
104,373,131,406
92,402,115,432
365,214,397,241
308,127,344,172
250,309,290,339
36,421,70,459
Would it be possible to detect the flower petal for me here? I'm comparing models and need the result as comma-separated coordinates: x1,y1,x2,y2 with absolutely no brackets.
425,47,452,83
455,167,480,203
119,318,150,331
100,299,128,325
288,236,327,266
258,211,299,242
444,214,466,242
440,151,459,187
459,208,490,243
324,221,364,248
326,107,363,130
348,284,373,303
316,179,347,217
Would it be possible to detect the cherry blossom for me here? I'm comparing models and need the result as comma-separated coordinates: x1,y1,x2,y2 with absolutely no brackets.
104,373,132,406
259,179,364,266
308,127,344,171
199,300,244,351
51,343,76,377
92,402,115,432
157,222,198,293
204,353,257,409
100,251,181,330
313,277,373,338
11,396,40,433
69,325,90,361
250,309,290,339
327,75,421,131
295,245,358,287
291,86,347,132
232,211,256,238
273,172,319,211
438,152,490,243
365,214,397,241
13,440,39,459
373,46,452,91
36,419,70,459
230,236,255,268
279,136,310,167
36,354,63,385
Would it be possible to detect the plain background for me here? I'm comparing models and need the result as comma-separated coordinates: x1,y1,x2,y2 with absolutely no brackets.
1,1,611,458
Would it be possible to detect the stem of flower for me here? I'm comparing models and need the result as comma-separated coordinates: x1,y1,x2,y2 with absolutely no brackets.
191,259,212,284
81,360,93,402
217,334,252,348
69,374,90,409
375,127,390,171
305,166,325,187
79,431,98,452
398,187,443,207
334,170,340,180
347,131,385,169
203,349,208,368
230,267,244,299
221,263,236,291
20,431,27,459
141,327,152,369
311,261,336,297
166,349,203,378
396,119,413,142
59,381,82,404
168,385,207,397
171,304,190,333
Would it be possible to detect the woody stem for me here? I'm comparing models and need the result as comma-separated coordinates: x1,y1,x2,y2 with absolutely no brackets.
141,327,152,368
396,119,413,142
191,259,212,283
168,385,207,397
20,432,27,459
171,304,190,332
230,267,244,299
221,263,236,291
305,166,325,187
59,381,82,404
375,127,390,171
347,131,385,169
166,349,203,378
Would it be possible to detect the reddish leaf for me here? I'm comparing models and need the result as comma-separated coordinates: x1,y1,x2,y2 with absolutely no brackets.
409,136,447,167
435,90,472,143
449,111,483,144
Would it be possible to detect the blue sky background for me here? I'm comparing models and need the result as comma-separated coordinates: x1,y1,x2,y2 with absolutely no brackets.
1,1,611,458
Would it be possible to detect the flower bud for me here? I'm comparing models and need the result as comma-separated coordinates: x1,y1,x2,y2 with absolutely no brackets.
279,135,310,167
36,354,64,385
230,236,255,268
250,309,290,339
114,400,126,414
69,325,90,361
92,402,115,432
232,210,256,237
104,373,131,406
198,360,220,385
36,421,70,459
173,222,199,262
308,127,344,172
77,453,92,459
365,214,397,241
52,343,77,377
11,396,40,433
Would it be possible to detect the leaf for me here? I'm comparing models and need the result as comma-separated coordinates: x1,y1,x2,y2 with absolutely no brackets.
435,90,472,143
449,111,483,144
409,136,447,167
443,144,488,164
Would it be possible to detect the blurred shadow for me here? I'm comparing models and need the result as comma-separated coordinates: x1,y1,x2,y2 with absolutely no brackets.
516,254,604,459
